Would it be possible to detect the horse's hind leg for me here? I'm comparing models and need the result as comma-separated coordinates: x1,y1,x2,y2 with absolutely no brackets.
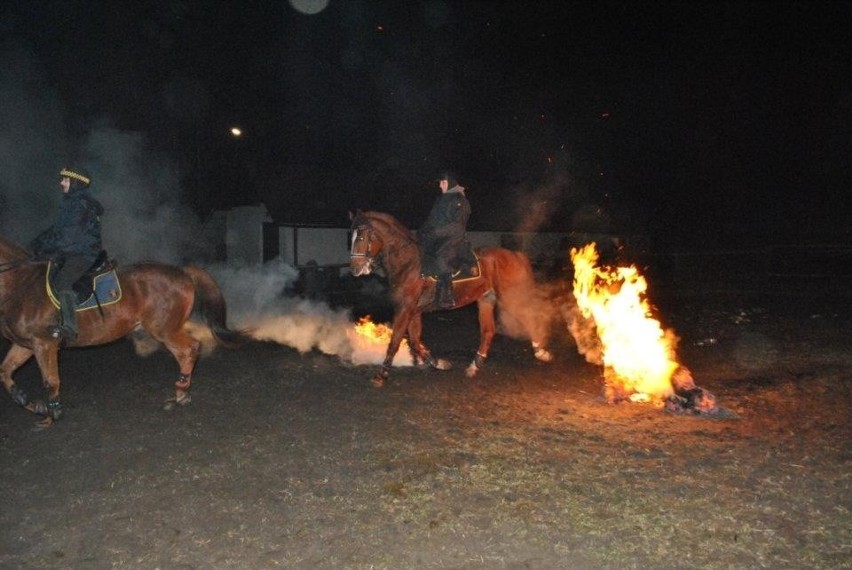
1,344,35,408
404,314,425,366
514,308,554,363
406,313,451,371
466,297,497,378
158,330,200,409
531,340,553,362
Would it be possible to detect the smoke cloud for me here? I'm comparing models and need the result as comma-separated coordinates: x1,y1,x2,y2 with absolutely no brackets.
512,170,570,236
0,47,399,369
0,49,203,264
210,260,352,356
207,260,412,367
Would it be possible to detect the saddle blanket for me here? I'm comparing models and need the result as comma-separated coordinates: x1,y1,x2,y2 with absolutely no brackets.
46,261,123,311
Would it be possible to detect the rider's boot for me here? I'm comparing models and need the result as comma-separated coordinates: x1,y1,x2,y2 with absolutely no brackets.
47,291,78,341
436,273,455,309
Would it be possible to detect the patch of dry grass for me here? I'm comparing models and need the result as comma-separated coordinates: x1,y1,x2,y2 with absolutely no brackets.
366,378,852,569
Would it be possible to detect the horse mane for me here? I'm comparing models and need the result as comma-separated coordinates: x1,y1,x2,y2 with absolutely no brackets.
358,210,418,246
0,235,32,260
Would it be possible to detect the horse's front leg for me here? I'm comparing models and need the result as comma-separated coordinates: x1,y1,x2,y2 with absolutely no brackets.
466,297,497,378
406,312,451,371
373,309,414,388
28,341,63,427
1,343,36,410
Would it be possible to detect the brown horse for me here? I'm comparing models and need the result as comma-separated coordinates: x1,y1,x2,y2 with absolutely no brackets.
0,236,247,427
349,210,553,386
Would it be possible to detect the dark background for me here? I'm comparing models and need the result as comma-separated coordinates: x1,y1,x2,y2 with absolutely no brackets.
2,0,850,251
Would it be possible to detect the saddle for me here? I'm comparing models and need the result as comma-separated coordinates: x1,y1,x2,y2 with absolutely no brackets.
422,250,482,283
46,250,123,311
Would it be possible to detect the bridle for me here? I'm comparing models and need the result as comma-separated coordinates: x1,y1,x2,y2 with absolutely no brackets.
350,216,417,270
350,223,381,265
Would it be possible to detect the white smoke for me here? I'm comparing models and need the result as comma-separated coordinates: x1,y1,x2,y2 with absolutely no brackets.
207,260,411,366
0,49,203,264
0,47,403,368
0,48,66,238
87,129,206,264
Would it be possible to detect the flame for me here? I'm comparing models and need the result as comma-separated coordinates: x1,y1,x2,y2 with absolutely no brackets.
347,316,413,367
571,244,677,402
354,316,396,344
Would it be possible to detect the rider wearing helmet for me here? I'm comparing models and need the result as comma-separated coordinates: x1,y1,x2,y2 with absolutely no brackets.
30,166,104,341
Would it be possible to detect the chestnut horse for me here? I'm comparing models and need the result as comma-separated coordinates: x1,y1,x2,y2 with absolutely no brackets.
349,210,553,386
0,236,246,427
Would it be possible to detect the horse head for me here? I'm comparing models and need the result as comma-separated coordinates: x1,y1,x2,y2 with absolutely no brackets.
349,210,384,276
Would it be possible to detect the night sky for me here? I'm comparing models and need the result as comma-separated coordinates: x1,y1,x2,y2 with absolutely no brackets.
1,0,850,256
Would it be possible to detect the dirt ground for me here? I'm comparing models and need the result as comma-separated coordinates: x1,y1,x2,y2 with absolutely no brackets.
1,282,850,569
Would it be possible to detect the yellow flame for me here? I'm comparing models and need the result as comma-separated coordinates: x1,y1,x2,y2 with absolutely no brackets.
354,316,395,344
571,244,677,400
349,316,412,367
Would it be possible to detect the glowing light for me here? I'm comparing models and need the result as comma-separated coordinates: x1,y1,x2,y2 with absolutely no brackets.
288,0,329,15
230,127,242,137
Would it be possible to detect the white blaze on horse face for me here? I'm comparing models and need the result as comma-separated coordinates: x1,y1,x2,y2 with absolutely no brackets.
349,228,372,276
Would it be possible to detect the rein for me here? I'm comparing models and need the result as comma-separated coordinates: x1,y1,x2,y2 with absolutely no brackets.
0,256,35,274
350,221,415,263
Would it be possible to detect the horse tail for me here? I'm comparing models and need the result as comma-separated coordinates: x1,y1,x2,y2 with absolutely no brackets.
486,247,537,292
183,265,251,348
487,247,554,345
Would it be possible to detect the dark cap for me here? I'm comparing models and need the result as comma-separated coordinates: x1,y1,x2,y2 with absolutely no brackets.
438,171,458,188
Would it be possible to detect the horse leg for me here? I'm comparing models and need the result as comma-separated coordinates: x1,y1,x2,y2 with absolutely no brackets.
406,312,451,371
466,298,497,378
531,340,554,363
374,309,414,388
27,342,63,427
405,314,425,366
159,330,201,410
1,344,35,409
513,305,554,363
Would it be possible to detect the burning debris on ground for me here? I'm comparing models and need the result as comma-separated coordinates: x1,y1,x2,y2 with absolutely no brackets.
665,366,728,417
568,243,729,418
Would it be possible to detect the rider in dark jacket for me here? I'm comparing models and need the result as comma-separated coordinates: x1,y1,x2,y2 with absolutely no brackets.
30,167,104,341
418,171,474,309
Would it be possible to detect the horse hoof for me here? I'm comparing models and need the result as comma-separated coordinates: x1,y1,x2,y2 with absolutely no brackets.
433,358,452,371
163,394,192,411
26,400,48,416
10,385,29,407
371,376,385,388
34,416,55,430
534,348,554,362
465,362,479,378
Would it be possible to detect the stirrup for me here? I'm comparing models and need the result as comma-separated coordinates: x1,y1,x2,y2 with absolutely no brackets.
47,324,76,341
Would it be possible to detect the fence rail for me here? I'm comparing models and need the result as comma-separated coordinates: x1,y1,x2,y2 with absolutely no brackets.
642,244,852,294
